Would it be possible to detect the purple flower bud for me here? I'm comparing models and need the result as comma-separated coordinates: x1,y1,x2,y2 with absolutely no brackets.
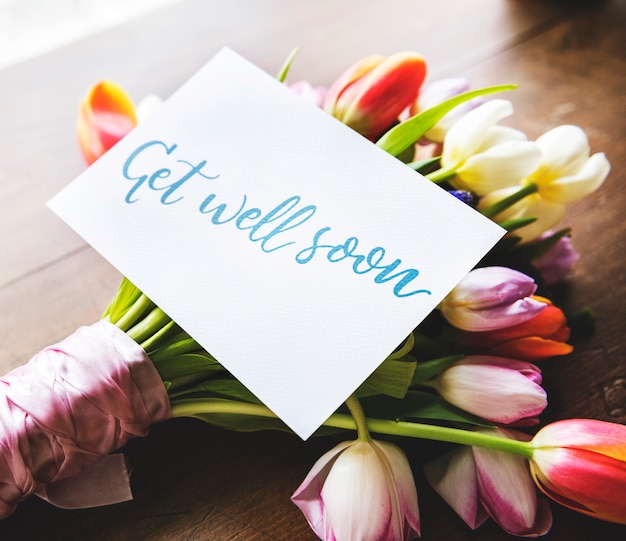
531,232,579,284
440,266,547,331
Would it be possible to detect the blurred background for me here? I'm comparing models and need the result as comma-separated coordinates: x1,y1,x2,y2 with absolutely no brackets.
0,0,180,69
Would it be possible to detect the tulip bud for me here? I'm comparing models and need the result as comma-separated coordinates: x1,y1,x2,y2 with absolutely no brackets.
528,125,611,204
292,439,420,540
425,427,553,536
530,419,626,525
432,356,547,425
458,297,573,361
324,52,427,140
77,81,137,164
440,266,547,332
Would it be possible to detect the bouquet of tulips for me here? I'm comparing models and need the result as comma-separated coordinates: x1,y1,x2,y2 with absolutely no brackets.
1,50,624,540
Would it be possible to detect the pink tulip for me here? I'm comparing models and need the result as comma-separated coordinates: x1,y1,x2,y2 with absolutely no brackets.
432,356,547,425
530,419,626,524
77,81,137,164
439,266,547,332
324,52,427,140
425,427,552,536
292,439,420,541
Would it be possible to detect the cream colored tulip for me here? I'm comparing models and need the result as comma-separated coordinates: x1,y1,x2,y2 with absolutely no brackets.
527,125,610,204
441,100,542,195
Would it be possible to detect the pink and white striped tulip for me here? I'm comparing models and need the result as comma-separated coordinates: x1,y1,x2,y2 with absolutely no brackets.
439,266,547,332
432,356,547,426
530,419,626,524
425,427,552,537
291,439,420,541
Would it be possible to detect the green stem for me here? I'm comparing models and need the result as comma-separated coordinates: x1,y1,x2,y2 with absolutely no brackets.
425,165,457,184
170,399,534,459
114,293,155,332
481,182,538,219
345,395,371,441
126,307,171,344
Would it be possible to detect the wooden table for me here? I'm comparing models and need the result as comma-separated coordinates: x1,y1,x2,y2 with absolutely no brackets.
1,0,625,539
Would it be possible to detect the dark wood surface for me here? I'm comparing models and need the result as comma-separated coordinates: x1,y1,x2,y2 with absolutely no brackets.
1,0,625,539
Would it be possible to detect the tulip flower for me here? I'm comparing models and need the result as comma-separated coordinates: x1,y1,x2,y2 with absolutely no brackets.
425,427,553,536
529,419,626,525
478,125,610,242
411,77,482,143
438,99,542,195
431,356,547,425
530,232,579,285
527,125,610,204
458,297,573,361
291,439,420,541
77,81,138,164
439,266,547,332
324,52,427,140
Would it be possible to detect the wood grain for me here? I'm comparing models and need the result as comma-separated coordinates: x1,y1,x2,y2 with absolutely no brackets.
1,0,625,539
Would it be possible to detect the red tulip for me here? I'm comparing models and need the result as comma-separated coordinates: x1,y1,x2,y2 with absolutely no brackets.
530,419,626,524
77,81,137,164
324,52,427,140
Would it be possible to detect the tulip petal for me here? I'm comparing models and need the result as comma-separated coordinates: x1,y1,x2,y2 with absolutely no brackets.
456,140,542,195
424,447,488,529
291,440,354,538
324,55,384,118
531,447,626,524
441,99,514,168
539,152,610,204
77,81,137,164
321,441,402,541
532,125,590,181
533,419,626,461
435,357,547,424
474,429,552,536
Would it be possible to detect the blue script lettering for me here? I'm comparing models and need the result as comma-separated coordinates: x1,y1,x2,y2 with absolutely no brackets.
296,227,431,298
199,194,317,253
123,140,219,204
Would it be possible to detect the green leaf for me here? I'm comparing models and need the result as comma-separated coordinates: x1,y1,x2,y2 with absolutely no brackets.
356,356,417,399
106,277,142,322
407,156,441,173
153,352,222,382
276,47,300,83
376,84,517,157
362,390,492,427
411,355,462,385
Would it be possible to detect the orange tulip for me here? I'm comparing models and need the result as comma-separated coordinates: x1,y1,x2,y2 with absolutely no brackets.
77,81,137,164
459,296,572,361
324,52,427,140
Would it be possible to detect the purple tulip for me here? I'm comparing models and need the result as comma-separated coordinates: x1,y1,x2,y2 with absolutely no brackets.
292,439,420,541
439,266,547,331
531,232,579,284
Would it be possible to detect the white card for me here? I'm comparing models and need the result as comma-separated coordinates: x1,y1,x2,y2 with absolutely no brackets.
48,47,504,439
